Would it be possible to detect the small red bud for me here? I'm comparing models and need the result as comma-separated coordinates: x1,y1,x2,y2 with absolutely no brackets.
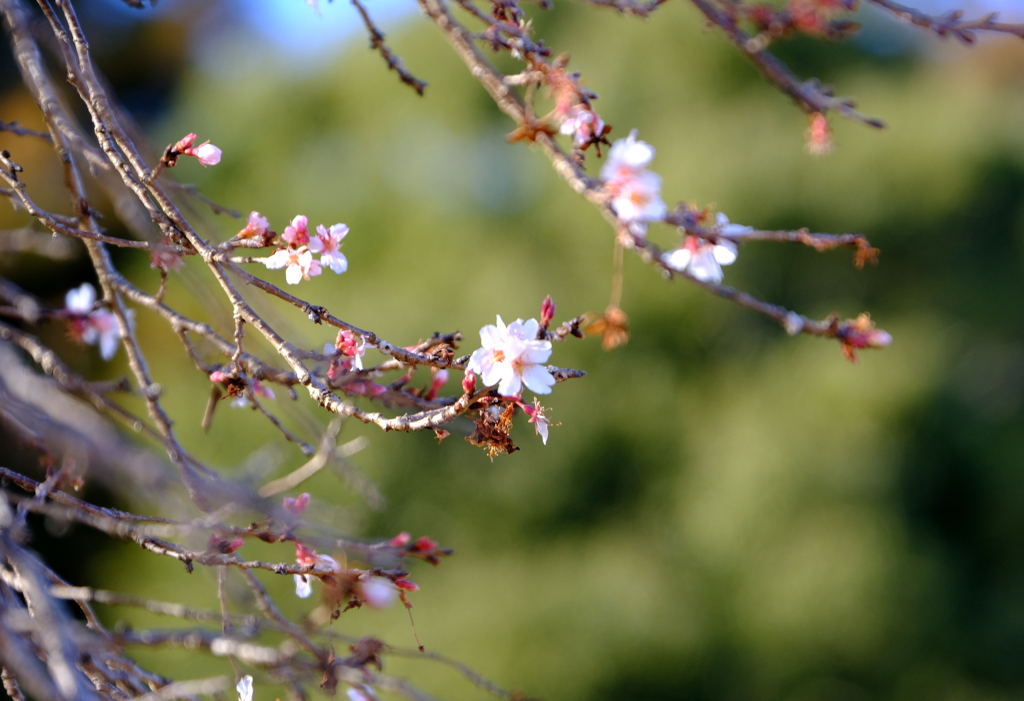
462,369,477,395
390,532,411,547
541,295,556,329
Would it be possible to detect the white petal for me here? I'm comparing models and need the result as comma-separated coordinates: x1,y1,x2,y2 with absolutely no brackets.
285,264,302,285
520,364,555,395
688,251,723,284
520,318,540,340
521,340,552,365
496,369,522,397
713,241,738,266
324,252,347,274
536,420,549,445
262,250,290,270
294,574,312,599
99,328,120,361
662,248,691,272
65,283,95,312
236,675,254,701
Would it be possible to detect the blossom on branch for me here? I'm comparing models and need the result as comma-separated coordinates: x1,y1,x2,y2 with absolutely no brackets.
521,397,555,445
601,130,666,229
236,211,271,240
64,283,127,361
467,316,555,397
559,106,607,150
662,235,738,285
262,247,322,284
309,223,349,274
281,215,310,248
171,133,221,166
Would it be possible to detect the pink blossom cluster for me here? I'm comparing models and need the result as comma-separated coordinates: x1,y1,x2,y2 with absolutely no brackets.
262,215,349,285
64,283,129,361
325,328,365,378
600,130,667,233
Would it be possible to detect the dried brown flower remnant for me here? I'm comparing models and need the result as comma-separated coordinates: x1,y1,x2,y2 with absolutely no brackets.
584,305,630,350
467,403,519,458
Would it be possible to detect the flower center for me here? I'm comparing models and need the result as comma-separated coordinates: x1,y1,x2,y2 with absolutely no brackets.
492,349,506,363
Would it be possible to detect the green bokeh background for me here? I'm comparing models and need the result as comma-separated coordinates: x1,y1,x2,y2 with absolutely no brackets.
3,0,1024,699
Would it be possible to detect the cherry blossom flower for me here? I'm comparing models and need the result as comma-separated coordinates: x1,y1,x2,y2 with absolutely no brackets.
236,211,270,240
467,316,555,397
172,133,221,166
281,215,310,248
661,234,738,285
262,247,321,285
601,129,656,181
65,283,128,361
522,398,554,445
309,223,349,274
600,130,667,228
559,106,605,149
325,329,365,379
293,543,340,598
236,675,253,701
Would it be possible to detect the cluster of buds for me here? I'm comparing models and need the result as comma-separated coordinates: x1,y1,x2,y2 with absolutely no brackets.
262,215,349,285
600,130,667,234
325,328,365,378
661,213,751,284
64,283,128,361
388,532,453,566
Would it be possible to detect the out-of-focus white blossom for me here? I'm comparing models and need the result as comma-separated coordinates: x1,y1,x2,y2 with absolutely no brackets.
357,576,398,609
294,574,313,599
467,316,555,397
600,130,667,227
715,212,754,237
236,675,253,701
661,235,738,285
65,283,130,361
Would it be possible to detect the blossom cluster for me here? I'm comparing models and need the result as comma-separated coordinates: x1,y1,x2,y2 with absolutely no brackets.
262,215,349,285
64,283,130,361
171,133,221,167
600,130,667,233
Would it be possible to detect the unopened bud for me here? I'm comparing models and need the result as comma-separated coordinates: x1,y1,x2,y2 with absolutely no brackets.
541,295,556,329
462,369,477,395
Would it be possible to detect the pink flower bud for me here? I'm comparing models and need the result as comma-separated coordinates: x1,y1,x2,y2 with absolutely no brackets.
541,295,556,329
412,536,438,552
172,133,197,152
209,371,227,383
462,369,477,395
283,492,311,516
295,542,316,566
389,532,411,547
425,369,448,401
806,113,833,156
188,142,222,166
394,577,419,592
225,538,244,553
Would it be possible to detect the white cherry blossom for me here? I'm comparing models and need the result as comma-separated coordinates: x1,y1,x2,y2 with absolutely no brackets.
65,283,129,361
309,223,349,274
294,574,312,598
600,130,667,227
661,235,738,285
467,316,555,397
262,247,321,285
559,106,605,149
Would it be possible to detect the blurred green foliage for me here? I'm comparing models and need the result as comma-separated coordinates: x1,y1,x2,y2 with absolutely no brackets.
3,1,1024,699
